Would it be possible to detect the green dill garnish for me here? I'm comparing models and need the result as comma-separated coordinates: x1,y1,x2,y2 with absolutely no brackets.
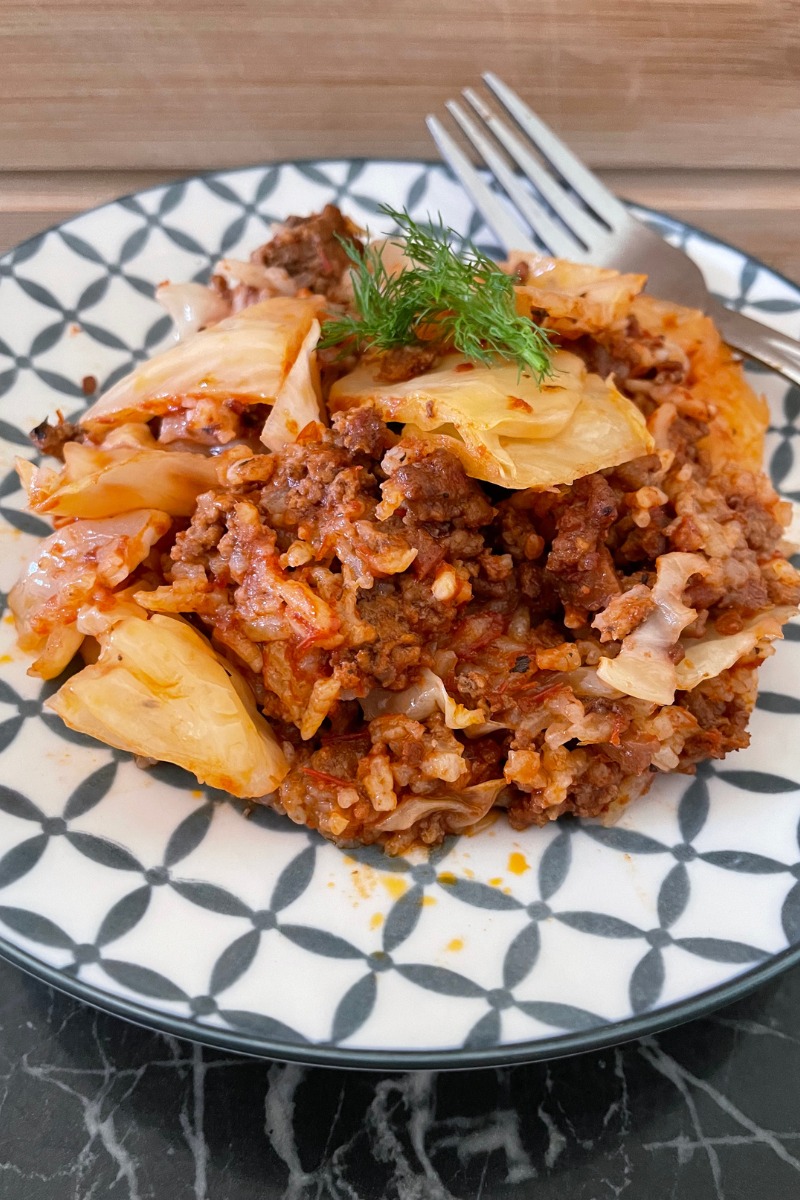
319,206,554,380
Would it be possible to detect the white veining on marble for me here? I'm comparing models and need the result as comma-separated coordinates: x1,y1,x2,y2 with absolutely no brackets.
264,1063,315,1198
639,1034,800,1195
174,1040,209,1199
20,1013,145,1199
537,1100,566,1170
713,1016,800,1046
367,1073,457,1199
437,1097,537,1187
3,962,800,1199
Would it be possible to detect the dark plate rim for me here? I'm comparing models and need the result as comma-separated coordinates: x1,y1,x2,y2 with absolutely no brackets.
1,157,798,1070
5,932,800,1070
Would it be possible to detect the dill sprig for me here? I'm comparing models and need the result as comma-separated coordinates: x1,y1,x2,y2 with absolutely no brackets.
319,206,554,380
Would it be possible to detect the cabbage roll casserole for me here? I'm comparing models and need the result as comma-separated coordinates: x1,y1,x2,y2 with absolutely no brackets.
11,205,800,853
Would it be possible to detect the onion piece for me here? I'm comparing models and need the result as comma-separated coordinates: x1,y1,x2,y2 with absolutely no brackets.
375,779,506,832
361,668,487,729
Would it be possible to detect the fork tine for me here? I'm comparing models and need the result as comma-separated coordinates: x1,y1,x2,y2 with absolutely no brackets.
482,73,631,231
445,100,583,259
425,115,537,254
463,89,601,247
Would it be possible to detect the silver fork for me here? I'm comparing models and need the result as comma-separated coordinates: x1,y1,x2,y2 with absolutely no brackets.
427,74,800,389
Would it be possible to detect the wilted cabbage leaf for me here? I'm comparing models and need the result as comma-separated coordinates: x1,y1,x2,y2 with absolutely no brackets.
361,667,488,729
330,350,585,440
403,376,652,490
675,608,797,691
9,509,172,679
331,349,651,489
80,296,324,432
261,319,324,451
506,253,646,337
18,439,217,519
375,779,506,832
155,281,230,341
48,615,288,798
596,553,709,705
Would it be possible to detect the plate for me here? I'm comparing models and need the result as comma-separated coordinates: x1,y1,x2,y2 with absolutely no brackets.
1,159,800,1069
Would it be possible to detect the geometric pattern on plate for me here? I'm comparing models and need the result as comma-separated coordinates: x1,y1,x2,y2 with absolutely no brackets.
0,159,799,1065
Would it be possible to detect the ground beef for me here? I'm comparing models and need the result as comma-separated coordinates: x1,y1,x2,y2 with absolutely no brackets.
543,475,621,613
374,344,439,383
570,317,689,391
252,205,364,302
136,389,794,850
29,415,81,460
331,407,395,460
384,448,495,527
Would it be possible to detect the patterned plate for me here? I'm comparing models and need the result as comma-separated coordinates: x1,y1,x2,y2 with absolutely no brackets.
1,160,799,1069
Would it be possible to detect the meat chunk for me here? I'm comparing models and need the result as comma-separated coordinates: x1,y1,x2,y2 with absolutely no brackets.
332,407,395,460
383,448,495,528
545,475,621,613
29,415,81,460
253,205,364,302
374,344,439,383
592,583,654,642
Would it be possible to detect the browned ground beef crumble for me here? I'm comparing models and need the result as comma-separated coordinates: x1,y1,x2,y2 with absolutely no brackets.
136,337,800,850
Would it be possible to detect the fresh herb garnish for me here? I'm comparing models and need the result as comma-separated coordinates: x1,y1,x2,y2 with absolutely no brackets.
319,206,554,380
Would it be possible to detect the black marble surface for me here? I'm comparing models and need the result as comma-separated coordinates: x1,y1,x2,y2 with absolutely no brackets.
1,958,799,1199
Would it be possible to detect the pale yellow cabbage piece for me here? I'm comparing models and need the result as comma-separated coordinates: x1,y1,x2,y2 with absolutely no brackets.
402,370,652,490
80,296,324,433
675,608,797,692
9,509,172,679
596,553,709,705
331,347,652,489
507,252,646,337
261,319,324,452
48,615,288,798
330,350,585,440
17,439,217,519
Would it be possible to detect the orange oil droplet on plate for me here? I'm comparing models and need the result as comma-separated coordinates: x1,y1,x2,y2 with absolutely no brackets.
382,875,408,900
507,851,530,876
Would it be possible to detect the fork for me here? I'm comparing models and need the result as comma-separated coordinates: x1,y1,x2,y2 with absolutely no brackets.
427,74,800,389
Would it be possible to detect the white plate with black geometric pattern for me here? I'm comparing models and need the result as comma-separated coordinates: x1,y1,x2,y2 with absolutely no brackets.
1,160,800,1069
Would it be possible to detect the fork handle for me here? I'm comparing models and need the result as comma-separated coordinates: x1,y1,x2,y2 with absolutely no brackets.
707,299,800,389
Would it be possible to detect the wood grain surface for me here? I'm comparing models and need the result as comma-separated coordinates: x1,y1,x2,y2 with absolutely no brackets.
1,0,798,170
0,1,798,279
1,169,798,282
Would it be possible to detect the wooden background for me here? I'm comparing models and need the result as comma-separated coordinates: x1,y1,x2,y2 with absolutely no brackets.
1,0,798,275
